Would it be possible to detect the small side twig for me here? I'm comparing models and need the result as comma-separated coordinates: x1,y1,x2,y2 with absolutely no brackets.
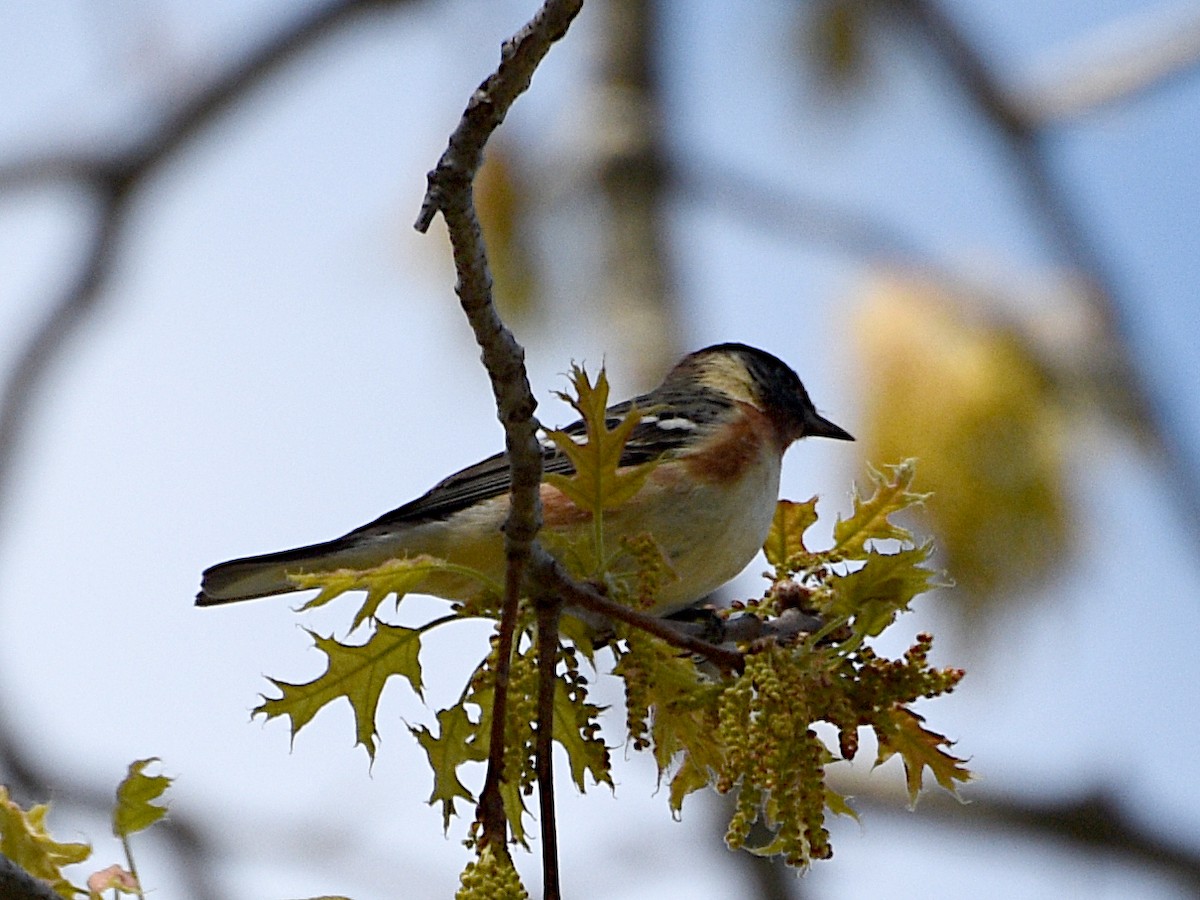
414,0,585,235
534,550,747,673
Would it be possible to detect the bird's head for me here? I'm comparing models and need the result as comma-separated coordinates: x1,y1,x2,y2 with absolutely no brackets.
671,343,855,447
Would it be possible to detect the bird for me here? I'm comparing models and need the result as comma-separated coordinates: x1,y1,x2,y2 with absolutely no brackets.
196,343,853,615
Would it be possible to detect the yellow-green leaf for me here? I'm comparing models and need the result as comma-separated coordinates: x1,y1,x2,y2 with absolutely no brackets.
667,753,713,812
544,364,659,516
827,545,940,637
832,460,928,559
824,784,859,821
763,497,819,571
256,622,426,760
290,556,501,628
874,706,971,806
553,678,611,792
855,282,1067,605
0,786,90,898
410,705,489,831
112,758,171,838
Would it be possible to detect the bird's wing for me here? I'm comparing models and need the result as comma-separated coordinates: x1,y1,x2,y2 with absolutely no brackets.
351,393,715,531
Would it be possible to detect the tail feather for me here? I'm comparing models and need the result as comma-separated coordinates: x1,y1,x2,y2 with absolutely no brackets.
196,537,363,606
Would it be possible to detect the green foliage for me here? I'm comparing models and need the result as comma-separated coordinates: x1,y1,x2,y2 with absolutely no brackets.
0,761,175,899
112,758,171,838
543,364,659,577
252,365,965,884
0,786,90,897
256,620,439,761
615,459,967,866
856,280,1068,608
411,705,490,831
292,556,501,630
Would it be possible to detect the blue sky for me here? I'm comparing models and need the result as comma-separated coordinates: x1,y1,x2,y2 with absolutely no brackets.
1,2,1198,897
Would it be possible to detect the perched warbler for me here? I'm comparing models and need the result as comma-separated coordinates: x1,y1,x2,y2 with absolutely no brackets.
196,343,853,614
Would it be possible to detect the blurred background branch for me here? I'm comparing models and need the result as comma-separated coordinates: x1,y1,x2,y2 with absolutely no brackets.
1,0,1198,896
876,0,1200,534
0,2,413,897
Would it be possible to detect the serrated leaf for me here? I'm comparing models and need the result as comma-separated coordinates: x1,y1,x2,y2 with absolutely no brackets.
874,706,971,806
556,614,598,665
410,705,489,831
256,621,426,760
824,784,859,821
290,556,501,628
832,460,928,559
499,777,532,849
553,679,611,792
112,758,171,838
827,545,939,637
544,364,658,516
667,753,713,812
0,786,90,898
763,497,820,571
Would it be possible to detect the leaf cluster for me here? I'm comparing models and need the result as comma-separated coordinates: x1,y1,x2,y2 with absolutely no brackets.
0,758,173,898
615,461,969,866
251,366,967,889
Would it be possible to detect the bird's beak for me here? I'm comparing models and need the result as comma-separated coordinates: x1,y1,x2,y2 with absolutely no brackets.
805,409,855,442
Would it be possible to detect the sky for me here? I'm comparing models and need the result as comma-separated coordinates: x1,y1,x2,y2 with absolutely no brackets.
1,1,1199,898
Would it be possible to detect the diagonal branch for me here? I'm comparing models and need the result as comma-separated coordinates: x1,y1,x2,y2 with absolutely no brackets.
0,0,411,551
413,0,584,860
1016,4,1200,125
534,550,747,673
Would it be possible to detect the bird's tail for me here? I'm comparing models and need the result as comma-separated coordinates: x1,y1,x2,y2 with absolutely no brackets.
196,537,365,606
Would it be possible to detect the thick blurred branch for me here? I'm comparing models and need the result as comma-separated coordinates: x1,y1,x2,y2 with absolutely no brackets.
0,3,417,898
1016,3,1200,125
592,0,679,386
0,0,413,565
841,778,1200,894
0,854,62,900
674,157,943,267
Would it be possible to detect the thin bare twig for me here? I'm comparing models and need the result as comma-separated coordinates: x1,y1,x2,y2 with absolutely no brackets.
535,551,747,673
414,0,585,234
413,0,584,860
